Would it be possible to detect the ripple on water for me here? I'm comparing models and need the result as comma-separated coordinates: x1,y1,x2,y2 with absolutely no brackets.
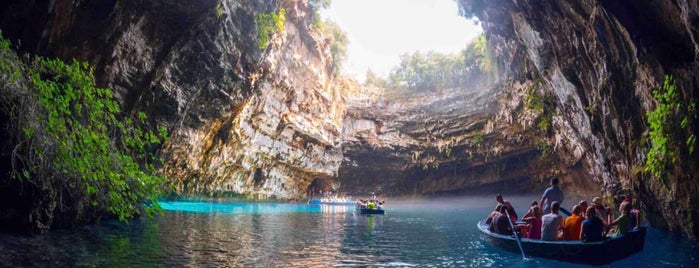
1,199,698,267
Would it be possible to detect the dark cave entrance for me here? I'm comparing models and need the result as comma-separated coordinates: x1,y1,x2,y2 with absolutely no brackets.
306,177,336,198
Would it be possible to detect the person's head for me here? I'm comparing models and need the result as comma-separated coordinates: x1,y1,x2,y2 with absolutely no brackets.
586,206,596,218
532,206,542,218
551,201,560,214
531,200,538,207
579,200,588,209
621,202,631,214
572,205,582,215
496,194,504,203
592,196,603,207
551,178,559,186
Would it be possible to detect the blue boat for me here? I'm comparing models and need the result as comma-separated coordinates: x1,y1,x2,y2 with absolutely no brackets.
477,220,647,265
358,207,385,215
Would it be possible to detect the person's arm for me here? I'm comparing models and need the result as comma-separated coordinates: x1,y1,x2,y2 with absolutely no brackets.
539,197,546,209
540,188,549,209
504,201,518,219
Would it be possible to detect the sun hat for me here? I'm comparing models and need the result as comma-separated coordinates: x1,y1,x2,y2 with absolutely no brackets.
592,196,603,205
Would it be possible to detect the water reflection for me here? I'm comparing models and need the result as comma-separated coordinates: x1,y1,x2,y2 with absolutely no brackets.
0,197,697,267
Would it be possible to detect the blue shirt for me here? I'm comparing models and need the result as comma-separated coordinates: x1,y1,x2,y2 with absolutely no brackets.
541,185,564,214
581,217,604,242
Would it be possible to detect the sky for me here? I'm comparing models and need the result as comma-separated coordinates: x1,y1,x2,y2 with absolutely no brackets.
321,0,483,82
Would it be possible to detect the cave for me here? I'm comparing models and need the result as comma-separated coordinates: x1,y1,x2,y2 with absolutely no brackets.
0,0,697,240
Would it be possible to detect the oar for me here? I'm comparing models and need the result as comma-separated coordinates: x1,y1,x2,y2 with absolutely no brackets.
560,207,572,217
505,209,526,259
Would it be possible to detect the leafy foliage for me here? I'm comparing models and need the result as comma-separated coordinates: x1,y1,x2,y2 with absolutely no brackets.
255,9,286,50
525,80,554,135
645,75,696,180
319,21,348,76
0,32,167,224
456,0,487,20
215,1,224,19
372,35,496,93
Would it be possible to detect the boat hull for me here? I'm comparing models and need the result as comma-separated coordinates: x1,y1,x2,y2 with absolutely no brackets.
358,208,385,215
477,221,646,265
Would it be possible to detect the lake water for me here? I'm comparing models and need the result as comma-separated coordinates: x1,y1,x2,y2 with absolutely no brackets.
0,196,697,267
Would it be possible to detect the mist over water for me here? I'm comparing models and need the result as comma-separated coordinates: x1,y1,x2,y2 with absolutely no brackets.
1,196,696,267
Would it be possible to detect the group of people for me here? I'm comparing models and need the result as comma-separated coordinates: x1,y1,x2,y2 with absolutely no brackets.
357,192,385,210
485,178,641,242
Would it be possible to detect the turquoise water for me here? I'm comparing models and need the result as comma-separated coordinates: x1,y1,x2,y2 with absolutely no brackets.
0,196,697,267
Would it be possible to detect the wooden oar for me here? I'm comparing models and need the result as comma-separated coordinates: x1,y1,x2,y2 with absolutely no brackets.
505,210,526,259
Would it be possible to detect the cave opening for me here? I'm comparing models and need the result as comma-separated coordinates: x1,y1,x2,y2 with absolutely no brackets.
306,177,337,198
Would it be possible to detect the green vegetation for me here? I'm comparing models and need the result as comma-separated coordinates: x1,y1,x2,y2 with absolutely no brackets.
0,33,167,223
255,9,286,50
309,0,332,28
472,131,485,145
215,1,224,19
525,80,554,134
456,1,486,20
306,1,348,77
536,140,553,160
367,35,496,94
319,21,348,76
645,75,697,181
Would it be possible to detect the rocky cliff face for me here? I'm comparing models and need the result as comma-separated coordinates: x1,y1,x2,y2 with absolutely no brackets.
2,0,698,238
0,0,345,201
339,79,589,197
456,0,699,238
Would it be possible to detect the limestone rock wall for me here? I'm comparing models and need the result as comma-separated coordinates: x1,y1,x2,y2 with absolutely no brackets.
457,0,699,238
0,0,345,200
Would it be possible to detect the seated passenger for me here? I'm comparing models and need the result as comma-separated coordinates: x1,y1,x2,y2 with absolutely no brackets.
492,205,513,235
580,207,605,242
591,196,609,225
521,201,538,220
609,202,632,237
562,205,584,240
496,193,518,222
367,200,376,209
541,201,563,241
486,204,504,226
578,200,589,218
522,205,542,239
620,197,640,230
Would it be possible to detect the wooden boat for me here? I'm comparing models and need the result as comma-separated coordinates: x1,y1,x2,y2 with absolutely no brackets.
358,207,385,215
477,220,647,265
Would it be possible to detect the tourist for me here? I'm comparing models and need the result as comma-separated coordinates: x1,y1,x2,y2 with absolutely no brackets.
496,193,518,222
608,202,632,237
580,207,605,242
562,205,584,240
541,201,563,241
486,204,504,226
578,200,589,217
521,201,538,219
522,205,543,239
492,205,513,235
539,178,564,214
367,200,376,209
591,196,609,225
